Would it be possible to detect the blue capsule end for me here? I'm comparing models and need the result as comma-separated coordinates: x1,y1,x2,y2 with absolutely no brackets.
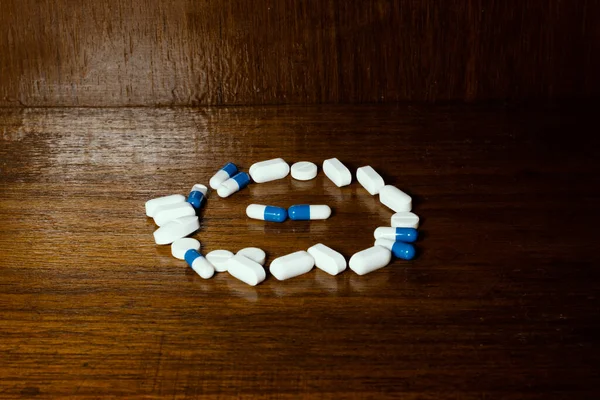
264,206,287,223
391,242,416,260
221,162,238,177
187,190,205,209
184,249,202,267
288,204,310,221
395,228,418,243
232,172,251,189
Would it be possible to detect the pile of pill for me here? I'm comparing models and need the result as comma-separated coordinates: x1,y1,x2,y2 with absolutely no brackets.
145,158,420,286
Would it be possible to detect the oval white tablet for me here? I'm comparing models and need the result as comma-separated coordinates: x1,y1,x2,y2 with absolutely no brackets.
153,202,196,226
171,238,201,260
249,158,290,183
349,246,392,276
206,249,234,272
379,185,412,213
227,254,266,286
270,250,315,281
391,212,419,228
153,216,200,245
237,247,266,266
356,166,385,195
145,194,186,217
323,158,352,187
307,243,346,275
291,161,318,181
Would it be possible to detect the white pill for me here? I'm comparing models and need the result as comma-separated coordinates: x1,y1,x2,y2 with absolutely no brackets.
145,194,185,217
291,161,318,181
323,158,352,187
356,166,385,195
153,202,196,226
227,254,266,286
171,238,201,260
270,250,315,281
237,247,266,266
249,158,290,183
153,216,200,245
307,243,346,275
206,249,234,272
379,185,412,212
349,245,392,276
391,212,420,228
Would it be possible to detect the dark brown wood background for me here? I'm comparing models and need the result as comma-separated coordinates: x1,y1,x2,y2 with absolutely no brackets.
1,0,599,107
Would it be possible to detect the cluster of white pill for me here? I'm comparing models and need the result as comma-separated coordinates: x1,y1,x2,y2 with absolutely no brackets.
144,157,421,286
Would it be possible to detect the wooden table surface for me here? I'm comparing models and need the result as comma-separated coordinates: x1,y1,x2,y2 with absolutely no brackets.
0,105,598,398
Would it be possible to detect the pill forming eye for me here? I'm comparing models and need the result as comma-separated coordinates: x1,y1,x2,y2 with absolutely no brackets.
153,202,196,226
307,243,346,276
226,254,266,286
171,238,201,260
217,172,251,198
184,249,215,279
391,212,420,228
270,250,315,280
206,249,234,272
374,227,418,243
236,247,267,266
356,166,385,195
249,158,290,183
323,158,352,187
291,161,318,181
374,238,416,260
210,162,238,189
187,184,208,209
288,205,331,220
145,194,186,217
246,204,287,223
153,216,200,245
379,185,412,213
349,246,392,276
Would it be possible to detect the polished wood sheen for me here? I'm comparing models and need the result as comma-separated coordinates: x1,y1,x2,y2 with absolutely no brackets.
1,0,599,106
0,105,599,398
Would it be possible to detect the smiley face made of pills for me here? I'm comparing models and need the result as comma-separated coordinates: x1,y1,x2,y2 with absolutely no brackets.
145,158,420,286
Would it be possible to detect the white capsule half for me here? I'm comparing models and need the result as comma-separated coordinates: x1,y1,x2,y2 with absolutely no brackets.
270,250,315,281
206,249,234,272
349,246,392,276
356,166,385,195
190,184,208,196
391,212,420,228
227,254,266,286
237,247,266,266
249,158,290,183
210,163,238,189
145,194,186,217
153,202,196,226
191,256,215,279
307,243,346,275
379,185,412,212
323,158,352,187
153,216,200,245
171,238,201,260
291,161,318,181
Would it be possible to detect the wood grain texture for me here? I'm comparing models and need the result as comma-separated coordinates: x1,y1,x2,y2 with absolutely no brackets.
1,0,599,106
1,104,599,398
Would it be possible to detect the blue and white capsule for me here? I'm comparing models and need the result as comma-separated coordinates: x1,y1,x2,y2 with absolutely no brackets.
374,227,418,243
187,184,208,209
210,162,238,189
217,172,251,198
246,204,287,223
288,204,331,220
184,249,215,279
374,238,416,260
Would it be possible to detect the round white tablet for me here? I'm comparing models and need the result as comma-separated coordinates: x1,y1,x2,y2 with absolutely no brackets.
206,249,234,272
171,238,201,260
236,247,266,266
291,161,318,181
